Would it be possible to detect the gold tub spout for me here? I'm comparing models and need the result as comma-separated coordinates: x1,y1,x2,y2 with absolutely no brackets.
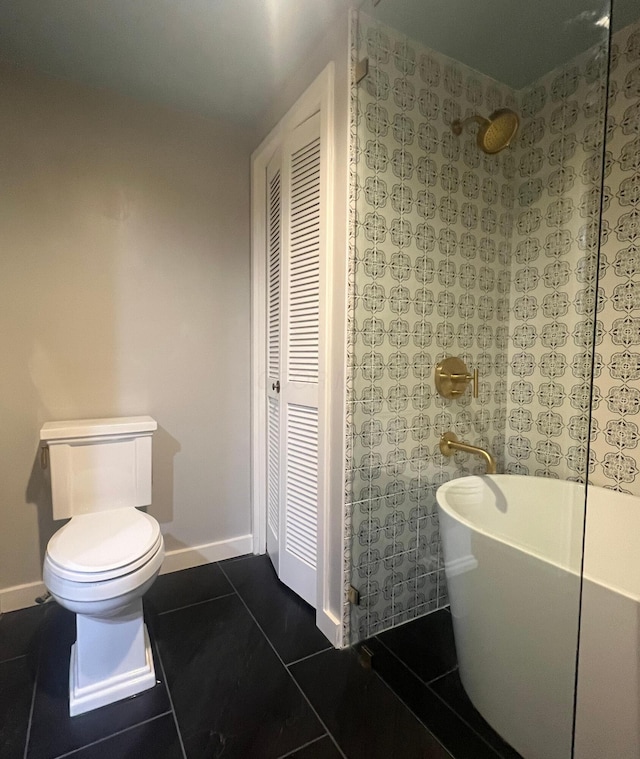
439,432,497,474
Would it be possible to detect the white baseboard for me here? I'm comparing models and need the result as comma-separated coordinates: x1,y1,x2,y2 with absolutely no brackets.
159,534,254,575
0,580,48,613
0,534,254,614
316,608,343,649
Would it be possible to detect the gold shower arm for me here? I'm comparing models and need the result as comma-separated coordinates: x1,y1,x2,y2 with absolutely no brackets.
451,114,488,136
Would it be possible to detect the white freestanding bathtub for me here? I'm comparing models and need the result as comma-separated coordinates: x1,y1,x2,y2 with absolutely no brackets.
436,475,640,759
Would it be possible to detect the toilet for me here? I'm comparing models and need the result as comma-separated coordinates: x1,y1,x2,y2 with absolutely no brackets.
40,416,165,716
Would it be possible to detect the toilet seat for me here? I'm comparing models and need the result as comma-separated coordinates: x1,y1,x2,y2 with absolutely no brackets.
44,535,165,605
47,509,161,582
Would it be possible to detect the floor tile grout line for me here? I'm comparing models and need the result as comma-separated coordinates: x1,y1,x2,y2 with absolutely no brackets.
374,634,454,687
364,641,456,759
37,575,239,759
422,682,507,759
374,636,503,759
152,630,188,759
22,634,43,759
374,636,458,688
21,574,242,759
218,563,348,759
216,554,253,566
47,711,173,759
285,645,334,669
0,653,29,665
275,732,330,759
21,673,38,759
425,665,459,686
374,638,513,757
154,590,237,616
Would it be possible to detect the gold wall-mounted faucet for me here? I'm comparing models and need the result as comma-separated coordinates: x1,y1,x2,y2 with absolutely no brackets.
439,432,497,474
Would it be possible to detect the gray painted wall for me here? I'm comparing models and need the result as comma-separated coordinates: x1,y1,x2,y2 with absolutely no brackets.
0,63,254,595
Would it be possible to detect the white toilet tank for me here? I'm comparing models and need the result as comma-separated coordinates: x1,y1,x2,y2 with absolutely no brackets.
40,416,157,520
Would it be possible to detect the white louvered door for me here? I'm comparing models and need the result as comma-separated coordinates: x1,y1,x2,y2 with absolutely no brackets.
265,149,282,571
254,65,338,638
276,112,322,608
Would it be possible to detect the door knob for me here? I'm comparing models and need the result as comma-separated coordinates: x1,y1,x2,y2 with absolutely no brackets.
272,380,280,393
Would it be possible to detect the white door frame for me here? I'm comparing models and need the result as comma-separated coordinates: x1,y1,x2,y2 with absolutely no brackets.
250,63,347,647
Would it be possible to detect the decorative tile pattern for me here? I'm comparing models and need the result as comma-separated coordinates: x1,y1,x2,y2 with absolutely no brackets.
347,13,513,642
346,12,630,643
344,7,360,647
503,41,608,480
590,21,640,494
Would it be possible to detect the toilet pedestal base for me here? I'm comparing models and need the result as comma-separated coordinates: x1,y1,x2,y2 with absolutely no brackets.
69,600,156,716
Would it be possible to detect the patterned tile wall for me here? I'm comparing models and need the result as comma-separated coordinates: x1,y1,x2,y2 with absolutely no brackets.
347,13,514,642
346,13,637,644
589,21,640,493
504,20,640,487
503,43,608,479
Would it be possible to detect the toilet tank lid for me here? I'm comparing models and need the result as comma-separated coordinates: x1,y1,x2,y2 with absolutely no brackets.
40,416,157,442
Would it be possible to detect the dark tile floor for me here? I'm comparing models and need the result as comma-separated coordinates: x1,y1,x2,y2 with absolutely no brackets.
0,554,521,759
370,615,522,759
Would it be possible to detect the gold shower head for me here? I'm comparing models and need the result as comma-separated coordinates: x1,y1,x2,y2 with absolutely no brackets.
451,108,520,154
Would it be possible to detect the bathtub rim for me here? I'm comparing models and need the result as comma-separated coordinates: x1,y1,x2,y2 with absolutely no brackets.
436,474,639,603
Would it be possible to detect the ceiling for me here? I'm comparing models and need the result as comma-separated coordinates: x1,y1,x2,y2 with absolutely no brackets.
0,0,637,127
0,0,352,126
365,0,639,90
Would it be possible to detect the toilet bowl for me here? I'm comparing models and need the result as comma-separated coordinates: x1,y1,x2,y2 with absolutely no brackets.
44,507,165,715
40,416,164,716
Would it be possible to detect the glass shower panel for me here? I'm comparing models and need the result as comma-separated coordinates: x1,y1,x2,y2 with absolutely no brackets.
348,1,611,757
576,6,640,759
349,9,515,642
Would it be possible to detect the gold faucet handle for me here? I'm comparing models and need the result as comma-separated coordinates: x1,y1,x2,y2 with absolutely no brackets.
435,358,479,399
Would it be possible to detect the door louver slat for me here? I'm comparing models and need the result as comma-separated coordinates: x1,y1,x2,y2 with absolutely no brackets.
284,404,318,570
267,170,281,381
288,135,320,385
265,154,282,566
267,396,279,537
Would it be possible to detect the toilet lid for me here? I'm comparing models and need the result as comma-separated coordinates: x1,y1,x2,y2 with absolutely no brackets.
47,509,161,577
